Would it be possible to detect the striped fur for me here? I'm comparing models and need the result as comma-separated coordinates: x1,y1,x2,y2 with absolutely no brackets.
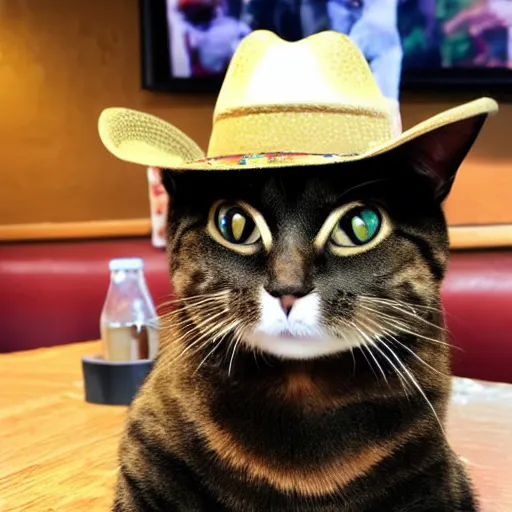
112,156,478,512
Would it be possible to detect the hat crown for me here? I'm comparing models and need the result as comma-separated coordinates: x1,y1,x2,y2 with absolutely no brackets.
207,30,400,157
214,30,386,117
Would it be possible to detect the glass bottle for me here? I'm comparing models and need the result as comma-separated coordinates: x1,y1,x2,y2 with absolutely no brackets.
100,258,159,362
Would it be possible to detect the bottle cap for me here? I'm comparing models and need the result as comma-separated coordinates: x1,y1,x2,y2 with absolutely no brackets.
109,257,144,272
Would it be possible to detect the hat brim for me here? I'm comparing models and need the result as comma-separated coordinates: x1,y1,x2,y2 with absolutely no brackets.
98,97,498,171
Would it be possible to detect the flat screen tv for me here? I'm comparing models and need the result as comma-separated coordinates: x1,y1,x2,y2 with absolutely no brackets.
140,0,512,99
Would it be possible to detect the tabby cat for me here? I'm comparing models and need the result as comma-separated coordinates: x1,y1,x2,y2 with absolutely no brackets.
112,117,485,511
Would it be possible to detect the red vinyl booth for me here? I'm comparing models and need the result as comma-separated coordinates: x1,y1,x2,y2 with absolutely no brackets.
1,238,511,384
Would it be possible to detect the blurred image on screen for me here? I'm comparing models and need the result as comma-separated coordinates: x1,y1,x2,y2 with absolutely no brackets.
165,0,512,100
399,0,512,70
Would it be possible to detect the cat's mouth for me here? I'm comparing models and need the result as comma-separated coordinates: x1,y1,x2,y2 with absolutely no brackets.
278,329,307,339
242,330,357,360
240,288,364,359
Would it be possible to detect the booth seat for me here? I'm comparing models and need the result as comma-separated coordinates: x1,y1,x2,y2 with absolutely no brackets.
0,239,171,353
0,238,511,384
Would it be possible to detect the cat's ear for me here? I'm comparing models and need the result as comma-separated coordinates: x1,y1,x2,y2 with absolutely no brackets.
397,114,488,203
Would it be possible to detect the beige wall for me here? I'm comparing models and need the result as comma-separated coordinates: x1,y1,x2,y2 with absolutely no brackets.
0,0,214,225
0,0,509,229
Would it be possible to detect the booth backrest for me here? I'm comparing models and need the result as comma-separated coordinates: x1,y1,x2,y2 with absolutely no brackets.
1,238,511,383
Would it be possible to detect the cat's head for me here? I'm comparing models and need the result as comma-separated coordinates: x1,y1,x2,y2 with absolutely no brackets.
161,117,483,361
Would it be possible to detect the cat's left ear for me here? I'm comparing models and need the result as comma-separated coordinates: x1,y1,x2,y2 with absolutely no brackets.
397,114,488,203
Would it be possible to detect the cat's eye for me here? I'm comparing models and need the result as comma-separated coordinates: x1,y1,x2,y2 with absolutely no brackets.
331,207,381,247
216,204,261,245
314,201,391,255
207,200,272,255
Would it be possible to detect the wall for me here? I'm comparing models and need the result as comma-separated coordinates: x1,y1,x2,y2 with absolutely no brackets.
0,0,510,235
0,0,214,226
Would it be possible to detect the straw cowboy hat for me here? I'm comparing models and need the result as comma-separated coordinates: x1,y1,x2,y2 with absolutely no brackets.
98,30,498,171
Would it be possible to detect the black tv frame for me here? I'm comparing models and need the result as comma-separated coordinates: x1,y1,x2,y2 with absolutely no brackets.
140,0,224,93
140,0,512,96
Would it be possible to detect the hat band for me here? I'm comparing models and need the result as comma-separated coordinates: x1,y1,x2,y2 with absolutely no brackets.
213,103,391,122
207,109,395,157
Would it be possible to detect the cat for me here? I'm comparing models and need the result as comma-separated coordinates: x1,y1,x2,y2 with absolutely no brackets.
111,118,483,511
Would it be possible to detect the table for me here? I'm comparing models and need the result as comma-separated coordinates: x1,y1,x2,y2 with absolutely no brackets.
1,342,125,511
1,342,511,511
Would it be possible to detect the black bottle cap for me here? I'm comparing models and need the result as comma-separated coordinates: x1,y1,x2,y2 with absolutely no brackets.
81,355,154,406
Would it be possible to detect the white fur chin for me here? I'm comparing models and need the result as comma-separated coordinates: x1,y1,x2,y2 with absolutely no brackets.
243,289,363,360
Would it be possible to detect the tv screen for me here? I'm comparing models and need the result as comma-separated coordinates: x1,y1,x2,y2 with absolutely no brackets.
140,0,512,96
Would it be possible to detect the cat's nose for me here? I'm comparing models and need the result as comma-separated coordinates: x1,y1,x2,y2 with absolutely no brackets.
279,295,297,317
265,286,313,317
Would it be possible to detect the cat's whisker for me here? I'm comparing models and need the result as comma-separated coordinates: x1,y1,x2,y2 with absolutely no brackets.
159,308,220,331
330,319,376,380
358,344,381,383
252,349,261,370
358,301,439,329
369,339,412,395
166,322,232,368
179,312,243,364
168,310,232,363
157,289,227,302
194,340,224,375
182,313,232,347
174,298,230,314
160,309,227,334
159,300,224,318
354,318,422,400
362,316,449,378
357,305,452,349
185,301,229,317
223,334,237,376
159,317,196,333
162,291,243,371
161,307,229,340
227,336,242,377
206,320,243,365
388,335,449,378
158,290,230,308
380,316,452,349
160,299,229,321
350,322,389,386
158,299,229,320
353,319,412,394
358,299,446,332
159,299,226,319
359,295,443,314
360,295,454,330
255,346,273,367
349,346,356,377
212,319,242,342
376,338,446,436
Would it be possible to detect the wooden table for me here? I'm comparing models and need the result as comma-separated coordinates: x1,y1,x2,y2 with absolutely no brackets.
1,342,511,512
